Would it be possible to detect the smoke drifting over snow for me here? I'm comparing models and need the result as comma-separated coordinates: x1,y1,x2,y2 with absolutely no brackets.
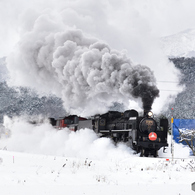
7,13,159,116
1,116,135,160
1,116,190,159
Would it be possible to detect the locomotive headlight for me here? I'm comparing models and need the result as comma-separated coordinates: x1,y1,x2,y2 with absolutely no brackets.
147,111,153,117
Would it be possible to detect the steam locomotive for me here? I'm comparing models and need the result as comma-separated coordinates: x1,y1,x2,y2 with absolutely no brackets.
50,109,168,157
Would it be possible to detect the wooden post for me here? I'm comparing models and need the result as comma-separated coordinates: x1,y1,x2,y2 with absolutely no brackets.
192,182,195,192
171,108,174,161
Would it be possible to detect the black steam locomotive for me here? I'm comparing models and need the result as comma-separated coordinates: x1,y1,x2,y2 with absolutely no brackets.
50,109,168,157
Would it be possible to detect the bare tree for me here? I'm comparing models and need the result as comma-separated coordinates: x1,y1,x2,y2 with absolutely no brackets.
178,128,195,156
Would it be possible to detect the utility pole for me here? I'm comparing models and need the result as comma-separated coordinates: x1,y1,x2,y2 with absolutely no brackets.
171,108,174,161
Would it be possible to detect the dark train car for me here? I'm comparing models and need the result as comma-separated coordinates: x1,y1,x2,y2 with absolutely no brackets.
50,109,168,157
50,115,87,131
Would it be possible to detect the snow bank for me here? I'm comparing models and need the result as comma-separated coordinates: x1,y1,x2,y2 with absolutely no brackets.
0,147,194,195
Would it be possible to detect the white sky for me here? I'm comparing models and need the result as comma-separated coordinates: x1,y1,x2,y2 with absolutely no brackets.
1,0,195,58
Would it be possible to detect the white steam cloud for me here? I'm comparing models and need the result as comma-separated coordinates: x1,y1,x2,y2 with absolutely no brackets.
2,0,189,113
6,12,159,116
1,116,135,160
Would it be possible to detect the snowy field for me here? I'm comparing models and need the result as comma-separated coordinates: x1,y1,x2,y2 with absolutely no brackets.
0,117,194,195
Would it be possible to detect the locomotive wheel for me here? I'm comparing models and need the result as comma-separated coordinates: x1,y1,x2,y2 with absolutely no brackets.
140,149,145,157
144,150,149,157
153,150,158,157
140,149,150,157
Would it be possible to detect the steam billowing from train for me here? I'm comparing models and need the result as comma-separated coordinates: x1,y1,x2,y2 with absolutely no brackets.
6,15,159,116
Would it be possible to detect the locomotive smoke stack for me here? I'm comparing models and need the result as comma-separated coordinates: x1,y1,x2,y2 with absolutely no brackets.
142,88,159,116
142,96,154,115
131,79,159,115
143,107,151,116
143,105,151,116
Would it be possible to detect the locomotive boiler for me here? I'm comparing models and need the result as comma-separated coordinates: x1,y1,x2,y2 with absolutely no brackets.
50,109,168,157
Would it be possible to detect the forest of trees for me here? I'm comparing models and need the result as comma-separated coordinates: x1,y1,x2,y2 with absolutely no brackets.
0,81,66,122
164,57,195,119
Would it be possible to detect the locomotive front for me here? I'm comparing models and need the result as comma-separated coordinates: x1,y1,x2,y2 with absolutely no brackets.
137,111,168,157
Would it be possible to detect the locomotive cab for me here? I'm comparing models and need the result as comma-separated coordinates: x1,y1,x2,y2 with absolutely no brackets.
135,111,168,156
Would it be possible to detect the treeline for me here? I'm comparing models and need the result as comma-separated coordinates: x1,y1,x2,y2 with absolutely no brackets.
164,57,195,119
0,82,66,122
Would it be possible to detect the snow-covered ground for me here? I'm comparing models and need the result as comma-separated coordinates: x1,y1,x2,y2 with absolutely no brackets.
0,150,194,195
0,117,194,195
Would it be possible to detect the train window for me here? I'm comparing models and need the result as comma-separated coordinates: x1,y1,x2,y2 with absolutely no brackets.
100,119,105,126
64,119,73,124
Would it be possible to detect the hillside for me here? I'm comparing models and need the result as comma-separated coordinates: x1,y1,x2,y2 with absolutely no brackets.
163,57,195,119
0,81,66,122
160,29,195,58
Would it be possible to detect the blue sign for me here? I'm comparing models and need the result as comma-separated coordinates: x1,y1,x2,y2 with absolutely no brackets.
173,119,195,145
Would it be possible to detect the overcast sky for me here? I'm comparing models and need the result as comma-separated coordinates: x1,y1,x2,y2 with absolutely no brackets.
1,0,194,113
1,0,195,58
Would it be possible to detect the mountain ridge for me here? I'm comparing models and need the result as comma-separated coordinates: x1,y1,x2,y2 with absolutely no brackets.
160,28,195,58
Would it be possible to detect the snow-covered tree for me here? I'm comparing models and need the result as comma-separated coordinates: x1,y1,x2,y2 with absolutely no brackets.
164,57,195,119
178,128,195,156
